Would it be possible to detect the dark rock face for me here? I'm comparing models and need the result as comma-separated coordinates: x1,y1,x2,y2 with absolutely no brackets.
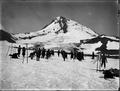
0,29,16,43
55,16,68,34
59,16,68,33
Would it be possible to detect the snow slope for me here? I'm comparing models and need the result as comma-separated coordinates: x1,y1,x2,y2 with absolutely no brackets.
0,41,119,90
14,16,98,44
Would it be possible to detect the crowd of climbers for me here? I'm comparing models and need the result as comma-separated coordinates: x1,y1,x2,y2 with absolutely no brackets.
29,48,84,62
17,45,107,70
17,45,84,62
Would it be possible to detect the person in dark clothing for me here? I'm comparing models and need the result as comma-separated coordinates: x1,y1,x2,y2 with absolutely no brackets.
65,52,68,59
77,51,82,61
36,48,41,61
53,50,54,56
41,48,46,58
29,51,35,60
58,50,60,57
51,50,54,56
46,49,51,59
22,47,26,63
92,52,95,59
81,52,84,60
70,51,73,59
46,49,49,59
9,53,18,59
73,51,77,59
22,47,26,58
38,48,41,58
18,45,21,57
61,50,66,61
101,53,107,69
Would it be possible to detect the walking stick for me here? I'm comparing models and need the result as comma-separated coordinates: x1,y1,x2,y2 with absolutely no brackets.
96,58,98,71
6,44,10,56
26,44,28,63
96,54,100,72
22,57,24,63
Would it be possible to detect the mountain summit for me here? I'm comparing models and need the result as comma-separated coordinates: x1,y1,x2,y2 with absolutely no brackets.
41,16,98,36
14,16,98,43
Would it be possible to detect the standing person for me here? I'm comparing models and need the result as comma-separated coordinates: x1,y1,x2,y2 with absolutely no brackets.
58,50,60,57
46,49,50,59
18,45,21,57
38,48,41,59
35,48,39,61
65,52,68,59
95,52,102,71
73,51,77,59
22,47,26,63
81,52,84,60
51,50,54,56
36,48,41,61
70,51,73,60
92,52,95,59
77,51,82,61
61,50,66,61
101,53,107,70
41,48,46,58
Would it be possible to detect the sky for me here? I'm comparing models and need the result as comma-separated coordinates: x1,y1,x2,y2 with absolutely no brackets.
1,0,119,37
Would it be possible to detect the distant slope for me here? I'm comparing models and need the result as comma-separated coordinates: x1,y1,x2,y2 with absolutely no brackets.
84,35,119,43
0,29,16,43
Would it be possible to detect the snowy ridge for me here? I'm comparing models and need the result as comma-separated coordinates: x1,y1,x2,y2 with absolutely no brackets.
100,35,119,42
81,35,119,54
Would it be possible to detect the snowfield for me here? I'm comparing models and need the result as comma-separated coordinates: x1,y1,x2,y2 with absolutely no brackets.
0,41,119,90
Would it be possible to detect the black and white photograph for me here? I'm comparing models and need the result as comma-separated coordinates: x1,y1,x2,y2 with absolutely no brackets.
0,0,119,90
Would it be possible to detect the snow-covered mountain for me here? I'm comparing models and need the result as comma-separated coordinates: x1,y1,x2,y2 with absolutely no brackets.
1,16,119,55
13,16,98,44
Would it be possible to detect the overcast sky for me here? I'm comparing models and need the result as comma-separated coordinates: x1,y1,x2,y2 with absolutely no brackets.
1,0,118,37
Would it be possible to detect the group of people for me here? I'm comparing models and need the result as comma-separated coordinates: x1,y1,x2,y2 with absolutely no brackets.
17,45,85,62
17,45,107,70
18,45,26,58
29,48,84,62
70,51,84,61
29,47,55,61
93,52,108,71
